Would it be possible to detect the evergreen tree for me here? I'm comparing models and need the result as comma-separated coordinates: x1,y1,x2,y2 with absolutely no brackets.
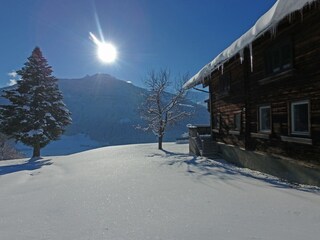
0,47,72,158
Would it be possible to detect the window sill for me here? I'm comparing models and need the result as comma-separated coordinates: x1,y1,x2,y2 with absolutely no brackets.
280,136,312,145
212,129,220,134
229,130,240,136
251,132,270,139
258,69,296,85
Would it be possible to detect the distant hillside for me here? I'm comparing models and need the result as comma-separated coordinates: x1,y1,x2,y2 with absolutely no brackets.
58,74,152,145
185,89,209,106
58,74,209,144
0,74,209,154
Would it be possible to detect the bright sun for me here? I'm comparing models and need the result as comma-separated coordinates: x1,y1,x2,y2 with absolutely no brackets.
90,32,117,64
97,43,117,63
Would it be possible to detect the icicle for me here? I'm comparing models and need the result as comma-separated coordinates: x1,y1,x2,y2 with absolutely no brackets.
287,13,293,23
239,49,244,64
300,9,304,21
249,43,253,72
270,23,278,38
308,2,312,10
221,64,224,75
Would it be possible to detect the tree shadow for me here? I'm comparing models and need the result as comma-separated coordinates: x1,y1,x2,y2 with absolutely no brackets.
0,157,52,176
151,149,320,194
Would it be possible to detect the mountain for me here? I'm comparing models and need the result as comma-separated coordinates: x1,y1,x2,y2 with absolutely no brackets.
0,74,209,155
185,89,209,106
58,74,151,145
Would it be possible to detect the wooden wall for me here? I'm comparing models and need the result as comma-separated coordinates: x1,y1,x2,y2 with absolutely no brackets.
209,54,247,148
208,2,320,164
247,4,320,163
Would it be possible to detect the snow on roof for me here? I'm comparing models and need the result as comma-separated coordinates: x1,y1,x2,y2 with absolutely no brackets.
183,0,317,89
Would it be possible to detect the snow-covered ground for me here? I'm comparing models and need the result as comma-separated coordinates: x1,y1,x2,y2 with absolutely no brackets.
16,134,105,157
0,143,319,240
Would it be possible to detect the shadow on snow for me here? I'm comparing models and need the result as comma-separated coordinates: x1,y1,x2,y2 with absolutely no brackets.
0,157,52,176
149,149,320,194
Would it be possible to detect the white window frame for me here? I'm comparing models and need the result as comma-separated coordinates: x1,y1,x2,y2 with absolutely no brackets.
233,112,241,131
213,113,220,130
291,100,310,136
259,105,271,133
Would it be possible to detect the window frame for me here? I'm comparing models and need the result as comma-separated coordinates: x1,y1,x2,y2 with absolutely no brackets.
218,72,231,96
205,99,210,112
265,37,293,75
233,112,241,132
259,105,271,133
213,113,221,130
291,100,310,136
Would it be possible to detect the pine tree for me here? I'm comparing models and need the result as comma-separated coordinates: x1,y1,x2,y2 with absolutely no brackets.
0,47,72,158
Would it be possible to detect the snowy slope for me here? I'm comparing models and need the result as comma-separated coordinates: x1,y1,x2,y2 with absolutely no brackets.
0,143,319,240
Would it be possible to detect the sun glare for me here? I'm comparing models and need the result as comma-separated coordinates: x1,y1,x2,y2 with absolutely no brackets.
89,32,117,64
97,43,117,63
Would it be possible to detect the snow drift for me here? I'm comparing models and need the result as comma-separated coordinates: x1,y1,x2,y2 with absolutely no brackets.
0,143,319,240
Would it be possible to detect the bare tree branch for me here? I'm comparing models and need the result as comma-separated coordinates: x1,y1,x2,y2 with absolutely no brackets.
0,133,24,160
138,69,191,150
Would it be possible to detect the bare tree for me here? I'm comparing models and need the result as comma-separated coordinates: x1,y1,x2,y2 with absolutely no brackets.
0,133,24,160
139,69,190,150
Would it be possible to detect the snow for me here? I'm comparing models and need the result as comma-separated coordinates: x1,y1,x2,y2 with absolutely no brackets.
178,103,195,108
26,129,43,137
16,134,103,156
45,112,56,121
0,143,319,240
22,105,30,111
183,0,317,89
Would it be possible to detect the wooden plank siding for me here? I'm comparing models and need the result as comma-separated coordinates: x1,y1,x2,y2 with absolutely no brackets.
209,54,247,149
207,2,320,164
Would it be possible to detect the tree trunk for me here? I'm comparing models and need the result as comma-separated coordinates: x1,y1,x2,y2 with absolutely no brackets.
32,143,41,158
158,135,163,150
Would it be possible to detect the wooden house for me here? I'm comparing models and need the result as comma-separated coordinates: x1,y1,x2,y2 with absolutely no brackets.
184,0,320,185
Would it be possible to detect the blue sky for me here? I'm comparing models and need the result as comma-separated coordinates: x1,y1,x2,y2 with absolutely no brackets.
0,0,276,88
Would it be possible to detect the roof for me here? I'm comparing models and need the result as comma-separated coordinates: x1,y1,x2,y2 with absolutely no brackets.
183,0,317,89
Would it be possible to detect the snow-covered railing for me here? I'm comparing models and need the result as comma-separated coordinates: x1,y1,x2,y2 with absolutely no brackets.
188,124,211,155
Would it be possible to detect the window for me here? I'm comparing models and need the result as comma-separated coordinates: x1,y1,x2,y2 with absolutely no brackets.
265,38,293,75
291,101,310,135
213,114,220,130
205,99,210,112
234,113,241,131
259,106,271,132
218,73,231,95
